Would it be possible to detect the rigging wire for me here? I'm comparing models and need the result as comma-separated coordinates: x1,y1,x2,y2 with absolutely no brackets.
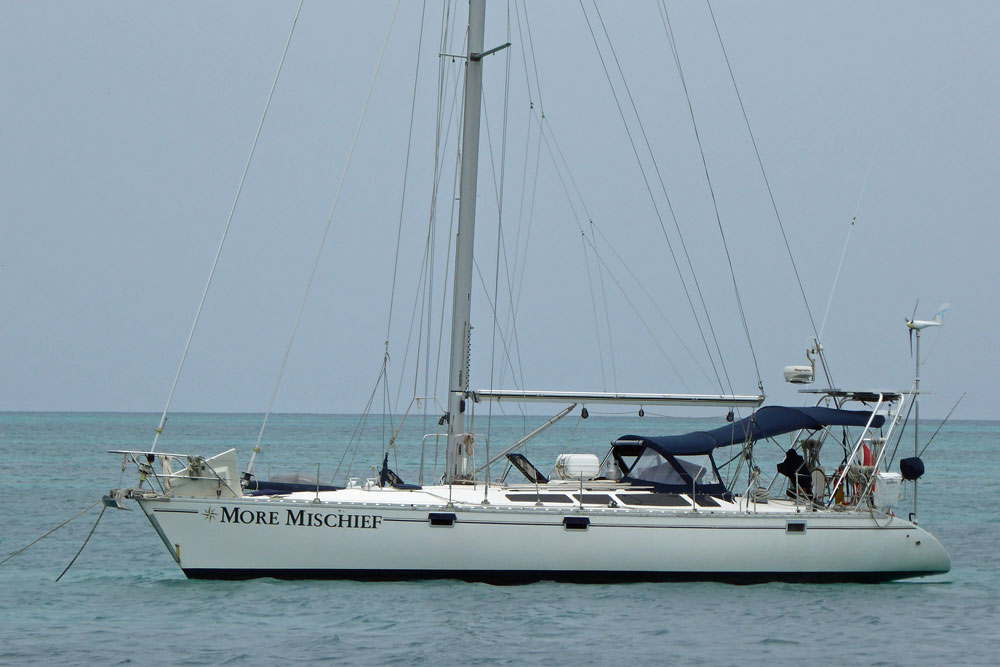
918,393,964,458
246,0,402,478
578,1,728,397
382,0,430,468
580,231,690,389
332,360,386,483
381,0,430,447
345,3,466,481
538,112,714,386
419,0,457,436
384,0,429,381
422,21,468,417
473,259,526,401
579,230,609,390
471,69,532,399
508,1,539,312
432,120,463,417
530,115,623,391
509,1,544,295
518,1,545,117
657,1,760,390
428,25,471,420
494,107,540,393
401,236,433,411
502,4,554,414
598,1,746,394
485,1,515,488
504,1,620,401
536,123,691,388
819,149,876,338
705,0,822,384
150,0,304,453
819,216,857,340
373,2,468,474
480,92,529,415
589,222,715,387
885,383,918,470
496,108,543,404
530,114,690,389
589,218,619,392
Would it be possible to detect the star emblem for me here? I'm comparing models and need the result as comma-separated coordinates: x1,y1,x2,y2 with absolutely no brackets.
202,507,217,522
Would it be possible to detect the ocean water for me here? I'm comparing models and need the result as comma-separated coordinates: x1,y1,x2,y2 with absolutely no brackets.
1,411,997,665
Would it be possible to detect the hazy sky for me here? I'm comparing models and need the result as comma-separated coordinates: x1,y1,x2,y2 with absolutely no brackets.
1,1,996,420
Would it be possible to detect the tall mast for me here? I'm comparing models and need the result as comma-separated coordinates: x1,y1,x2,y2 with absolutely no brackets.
445,0,486,482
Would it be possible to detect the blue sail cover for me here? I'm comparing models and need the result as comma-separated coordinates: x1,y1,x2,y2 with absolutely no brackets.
616,405,886,457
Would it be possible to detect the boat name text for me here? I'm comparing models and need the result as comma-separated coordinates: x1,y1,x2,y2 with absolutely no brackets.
218,507,382,529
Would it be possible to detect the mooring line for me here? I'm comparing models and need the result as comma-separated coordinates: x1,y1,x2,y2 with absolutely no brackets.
0,500,101,567
55,505,107,582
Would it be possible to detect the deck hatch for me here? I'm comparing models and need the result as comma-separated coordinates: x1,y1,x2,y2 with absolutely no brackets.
572,493,614,506
505,493,573,504
617,493,689,507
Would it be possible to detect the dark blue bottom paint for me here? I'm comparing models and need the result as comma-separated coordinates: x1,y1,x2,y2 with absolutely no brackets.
182,568,945,584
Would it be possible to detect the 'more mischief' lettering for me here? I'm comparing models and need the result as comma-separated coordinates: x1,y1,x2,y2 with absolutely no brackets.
217,506,382,529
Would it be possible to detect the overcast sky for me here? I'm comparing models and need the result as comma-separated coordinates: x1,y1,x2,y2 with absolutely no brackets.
1,1,996,420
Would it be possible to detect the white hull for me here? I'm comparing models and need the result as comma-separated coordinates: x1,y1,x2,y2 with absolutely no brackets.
136,486,950,583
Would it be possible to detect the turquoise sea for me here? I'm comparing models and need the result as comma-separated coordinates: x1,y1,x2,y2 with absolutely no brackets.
1,412,997,665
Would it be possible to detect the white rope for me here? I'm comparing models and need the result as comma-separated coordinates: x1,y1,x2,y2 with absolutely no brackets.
246,0,401,475
150,0,303,452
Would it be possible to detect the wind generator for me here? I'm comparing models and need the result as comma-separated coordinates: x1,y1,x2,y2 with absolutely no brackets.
904,302,949,522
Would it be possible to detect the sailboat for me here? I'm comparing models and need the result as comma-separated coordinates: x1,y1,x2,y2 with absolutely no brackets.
104,1,950,583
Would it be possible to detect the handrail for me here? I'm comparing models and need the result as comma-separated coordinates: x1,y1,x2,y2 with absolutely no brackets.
857,390,910,503
109,449,204,458
113,450,241,498
419,432,446,486
826,392,884,507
